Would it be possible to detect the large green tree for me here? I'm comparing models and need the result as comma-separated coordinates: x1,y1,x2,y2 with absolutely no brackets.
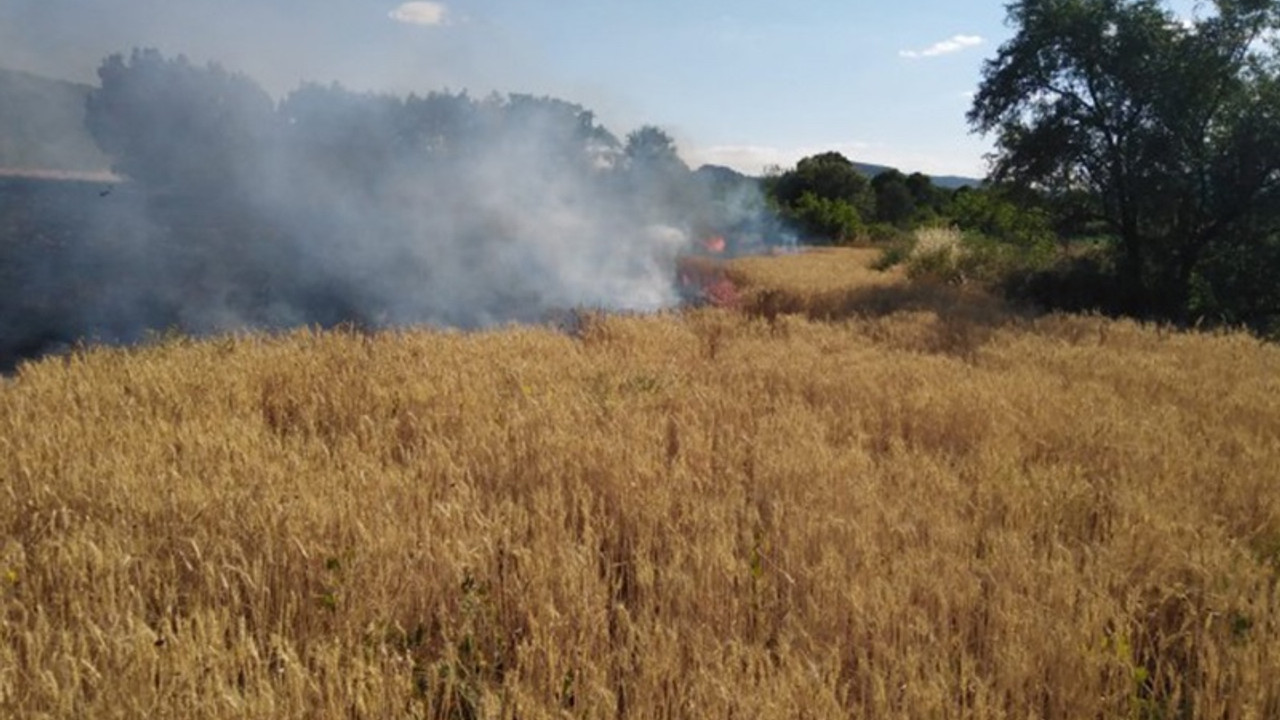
969,0,1280,321
870,169,917,227
765,152,872,243
769,151,871,211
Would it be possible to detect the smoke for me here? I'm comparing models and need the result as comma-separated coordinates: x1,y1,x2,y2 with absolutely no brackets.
0,69,112,173
0,49,783,370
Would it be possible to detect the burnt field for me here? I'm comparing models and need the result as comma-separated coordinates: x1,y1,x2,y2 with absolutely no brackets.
0,176,287,372
0,175,584,373
0,175,130,371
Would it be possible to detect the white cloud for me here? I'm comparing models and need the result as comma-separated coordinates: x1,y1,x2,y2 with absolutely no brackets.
899,34,984,59
389,2,449,26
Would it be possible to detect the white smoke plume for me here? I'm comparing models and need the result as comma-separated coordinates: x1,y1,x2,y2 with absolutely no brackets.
0,49,783,368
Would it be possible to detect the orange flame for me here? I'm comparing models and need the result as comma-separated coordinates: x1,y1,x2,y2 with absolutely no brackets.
702,235,726,254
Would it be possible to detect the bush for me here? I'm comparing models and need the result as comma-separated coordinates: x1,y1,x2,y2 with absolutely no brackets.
871,239,916,271
865,222,915,245
785,192,864,244
955,232,1054,284
1187,234,1280,336
907,246,964,284
1001,245,1124,313
904,228,965,284
901,227,1056,287
946,187,1054,249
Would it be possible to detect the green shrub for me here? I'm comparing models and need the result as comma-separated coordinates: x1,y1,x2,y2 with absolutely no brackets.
946,187,1054,249
786,192,864,244
955,232,1055,284
901,227,1056,287
871,239,916,271
865,222,915,245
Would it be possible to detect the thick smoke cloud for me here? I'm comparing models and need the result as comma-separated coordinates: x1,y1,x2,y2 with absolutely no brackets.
1,49,781,369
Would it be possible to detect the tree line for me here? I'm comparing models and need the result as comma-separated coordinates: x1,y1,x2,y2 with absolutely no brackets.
769,1,1280,336
50,48,789,342
970,0,1280,333
762,151,974,244
85,49,705,221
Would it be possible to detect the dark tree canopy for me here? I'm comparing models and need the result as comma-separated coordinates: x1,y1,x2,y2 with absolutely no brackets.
622,125,696,222
905,172,948,216
87,49,277,193
278,83,409,190
762,152,875,243
86,52,640,209
770,151,870,208
760,153,959,243
623,125,686,172
969,0,1280,323
871,170,916,226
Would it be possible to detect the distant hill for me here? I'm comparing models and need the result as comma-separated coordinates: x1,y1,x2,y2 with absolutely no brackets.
850,160,894,179
849,161,983,189
0,68,111,173
692,164,754,190
928,174,984,190
695,161,982,191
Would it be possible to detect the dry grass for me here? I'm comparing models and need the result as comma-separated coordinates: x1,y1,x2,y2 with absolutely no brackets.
728,247,1014,349
911,226,964,257
728,247,905,295
3,250,1279,719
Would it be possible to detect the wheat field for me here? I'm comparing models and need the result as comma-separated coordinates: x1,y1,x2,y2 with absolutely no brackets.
2,249,1278,719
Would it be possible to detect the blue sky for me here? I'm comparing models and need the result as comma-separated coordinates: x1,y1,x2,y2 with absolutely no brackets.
0,0,1200,178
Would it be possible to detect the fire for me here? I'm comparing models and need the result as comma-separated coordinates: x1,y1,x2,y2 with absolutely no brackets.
702,235,726,254
675,253,741,309
674,232,738,308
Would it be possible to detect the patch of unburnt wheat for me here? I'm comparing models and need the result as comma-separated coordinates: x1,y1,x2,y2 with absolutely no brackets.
2,249,1279,718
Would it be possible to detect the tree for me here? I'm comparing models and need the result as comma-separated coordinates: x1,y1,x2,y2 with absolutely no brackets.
765,151,873,243
871,169,917,226
485,94,622,174
969,0,1280,321
946,185,1053,247
86,48,277,194
623,125,686,172
789,192,864,244
621,126,696,223
905,172,948,216
769,151,871,210
279,83,408,190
